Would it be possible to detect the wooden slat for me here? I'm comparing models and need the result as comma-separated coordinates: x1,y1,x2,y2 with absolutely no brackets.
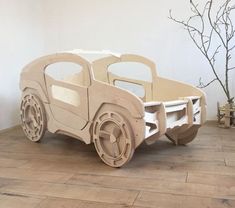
0,123,235,207
187,172,235,187
0,179,139,205
37,197,133,208
0,193,44,208
65,173,235,200
0,167,73,183
0,158,28,168
226,160,235,167
134,191,235,208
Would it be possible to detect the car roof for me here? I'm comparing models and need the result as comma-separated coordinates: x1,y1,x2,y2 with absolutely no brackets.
64,49,122,62
21,49,157,77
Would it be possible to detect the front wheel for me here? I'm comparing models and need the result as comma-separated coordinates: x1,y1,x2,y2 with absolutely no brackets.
93,111,135,167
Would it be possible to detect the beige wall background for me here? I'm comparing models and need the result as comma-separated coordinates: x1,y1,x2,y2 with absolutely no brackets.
0,0,234,130
0,0,45,130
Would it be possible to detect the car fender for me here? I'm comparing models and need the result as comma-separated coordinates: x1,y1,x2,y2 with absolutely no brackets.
89,81,145,120
20,79,49,103
90,102,146,148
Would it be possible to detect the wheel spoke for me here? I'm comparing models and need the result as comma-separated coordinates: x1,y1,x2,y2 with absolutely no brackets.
25,118,31,124
31,116,38,127
112,141,120,157
99,130,110,139
30,106,35,115
125,139,131,145
112,126,121,139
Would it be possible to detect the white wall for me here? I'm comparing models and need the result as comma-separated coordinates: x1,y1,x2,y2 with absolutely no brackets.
0,0,234,130
0,0,45,130
42,0,234,120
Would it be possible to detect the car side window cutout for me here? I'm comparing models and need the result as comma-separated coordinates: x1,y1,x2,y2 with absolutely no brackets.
108,62,152,99
45,62,88,107
45,62,89,87
114,80,145,98
108,62,152,82
51,85,80,107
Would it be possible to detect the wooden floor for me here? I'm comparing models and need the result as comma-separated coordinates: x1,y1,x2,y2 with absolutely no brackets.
0,123,235,208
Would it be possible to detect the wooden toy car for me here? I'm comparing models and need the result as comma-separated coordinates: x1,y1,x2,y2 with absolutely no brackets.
20,50,206,167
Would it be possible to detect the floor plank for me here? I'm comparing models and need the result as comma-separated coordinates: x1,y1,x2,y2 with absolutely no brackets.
0,158,28,168
0,167,73,183
65,173,235,200
187,172,235,187
37,197,133,208
0,178,139,206
0,193,44,208
134,191,235,208
0,123,235,207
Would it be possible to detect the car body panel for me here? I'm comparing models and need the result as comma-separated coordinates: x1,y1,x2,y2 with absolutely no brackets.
20,49,206,148
45,75,89,130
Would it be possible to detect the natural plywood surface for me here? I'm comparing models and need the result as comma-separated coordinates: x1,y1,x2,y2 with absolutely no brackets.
135,191,235,208
20,51,206,167
0,123,235,207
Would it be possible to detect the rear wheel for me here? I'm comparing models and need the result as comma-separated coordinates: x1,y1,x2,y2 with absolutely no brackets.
93,111,134,167
177,127,198,145
166,126,199,145
20,91,47,142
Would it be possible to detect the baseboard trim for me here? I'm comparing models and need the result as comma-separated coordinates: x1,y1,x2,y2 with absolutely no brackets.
0,125,21,134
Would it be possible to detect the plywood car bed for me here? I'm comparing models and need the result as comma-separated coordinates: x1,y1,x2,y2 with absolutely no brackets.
20,50,206,167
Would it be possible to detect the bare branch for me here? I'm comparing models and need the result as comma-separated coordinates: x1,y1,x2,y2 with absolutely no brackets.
202,1,210,16
228,66,235,71
227,14,234,40
208,0,227,47
169,10,202,35
169,0,234,103
206,27,214,52
198,77,218,88
211,45,221,63
228,44,235,51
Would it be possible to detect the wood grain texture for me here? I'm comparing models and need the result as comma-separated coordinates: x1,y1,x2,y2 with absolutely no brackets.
134,191,235,208
0,193,44,208
0,123,234,208
37,197,136,208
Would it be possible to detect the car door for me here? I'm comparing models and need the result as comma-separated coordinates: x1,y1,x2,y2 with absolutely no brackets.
44,58,90,130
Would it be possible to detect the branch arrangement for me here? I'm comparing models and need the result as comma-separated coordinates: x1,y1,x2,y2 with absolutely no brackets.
169,0,235,103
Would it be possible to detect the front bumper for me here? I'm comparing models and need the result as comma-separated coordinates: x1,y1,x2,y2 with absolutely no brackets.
144,96,203,140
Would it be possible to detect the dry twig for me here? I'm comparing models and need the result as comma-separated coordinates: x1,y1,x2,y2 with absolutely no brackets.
169,0,235,103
